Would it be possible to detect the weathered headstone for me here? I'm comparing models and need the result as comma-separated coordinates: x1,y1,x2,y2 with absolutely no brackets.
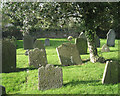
56,43,82,66
0,85,6,95
44,39,50,46
107,29,116,47
95,35,100,47
2,39,16,72
102,61,120,84
28,48,47,68
11,36,17,47
101,44,110,52
23,35,34,50
38,64,63,90
34,40,45,50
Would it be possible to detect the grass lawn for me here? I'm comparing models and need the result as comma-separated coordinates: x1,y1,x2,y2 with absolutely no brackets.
1,38,120,94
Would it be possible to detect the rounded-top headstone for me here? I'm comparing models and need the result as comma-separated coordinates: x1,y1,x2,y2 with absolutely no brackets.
0,85,6,95
107,29,116,47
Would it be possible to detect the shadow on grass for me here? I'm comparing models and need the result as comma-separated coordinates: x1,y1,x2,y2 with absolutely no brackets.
64,80,101,86
1,67,37,73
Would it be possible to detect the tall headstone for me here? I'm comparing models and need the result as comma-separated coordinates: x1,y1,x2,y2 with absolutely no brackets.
2,39,16,72
56,43,82,66
101,44,110,52
44,39,50,46
75,38,87,54
34,40,45,50
95,35,100,47
107,29,116,47
28,48,47,68
23,35,34,50
38,64,63,90
102,61,120,84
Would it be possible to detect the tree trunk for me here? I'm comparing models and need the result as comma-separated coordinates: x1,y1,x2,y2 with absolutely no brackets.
85,30,105,63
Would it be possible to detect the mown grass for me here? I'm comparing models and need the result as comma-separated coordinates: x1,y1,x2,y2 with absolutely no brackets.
1,38,120,94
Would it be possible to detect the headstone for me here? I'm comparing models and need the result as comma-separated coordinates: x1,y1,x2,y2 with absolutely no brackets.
0,85,6,95
102,61,120,84
75,38,87,54
101,44,110,52
56,43,82,66
44,39,50,46
95,35,100,47
11,36,17,47
23,35,34,50
38,64,63,90
107,29,116,47
34,40,45,50
28,48,47,68
2,39,16,72
78,32,86,39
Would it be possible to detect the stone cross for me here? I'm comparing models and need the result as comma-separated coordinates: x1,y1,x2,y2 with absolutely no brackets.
38,64,63,90
56,43,82,66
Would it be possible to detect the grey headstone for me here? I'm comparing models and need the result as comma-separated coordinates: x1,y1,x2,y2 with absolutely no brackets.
75,38,88,54
11,36,17,47
95,35,100,47
45,39,50,46
23,35,34,50
56,43,82,66
34,40,45,50
2,39,16,72
38,64,63,90
28,48,47,68
0,85,6,95
107,29,116,47
101,44,110,52
102,61,120,84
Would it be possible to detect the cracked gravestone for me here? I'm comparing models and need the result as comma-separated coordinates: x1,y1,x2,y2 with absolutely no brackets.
102,61,120,84
101,44,110,52
28,48,47,68
23,35,34,50
107,29,116,47
38,64,63,90
56,43,82,66
34,40,45,50
45,39,50,46
75,38,88,54
2,39,16,72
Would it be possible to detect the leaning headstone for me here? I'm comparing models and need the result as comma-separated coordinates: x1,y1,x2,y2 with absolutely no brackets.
107,29,116,47
75,38,87,54
2,39,16,72
28,48,47,68
101,44,110,52
0,85,6,95
44,39,50,46
23,35,34,50
34,40,45,50
95,35,100,47
38,64,63,90
102,61,120,84
56,43,82,66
